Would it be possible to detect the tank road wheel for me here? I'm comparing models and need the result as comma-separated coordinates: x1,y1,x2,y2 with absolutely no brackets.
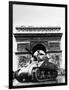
32,69,37,82
32,68,40,82
34,69,47,82
46,71,52,79
35,68,40,82
46,70,58,80
36,69,41,80
52,71,58,79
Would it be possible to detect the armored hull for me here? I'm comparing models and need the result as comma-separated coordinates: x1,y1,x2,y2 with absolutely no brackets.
14,60,58,82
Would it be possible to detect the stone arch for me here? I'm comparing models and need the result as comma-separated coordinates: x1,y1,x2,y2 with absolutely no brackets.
30,41,48,52
32,44,46,54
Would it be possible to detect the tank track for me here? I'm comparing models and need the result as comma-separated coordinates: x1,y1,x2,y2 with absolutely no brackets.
33,68,58,82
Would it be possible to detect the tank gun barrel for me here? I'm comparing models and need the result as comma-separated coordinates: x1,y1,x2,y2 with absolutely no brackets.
25,48,33,55
25,48,37,61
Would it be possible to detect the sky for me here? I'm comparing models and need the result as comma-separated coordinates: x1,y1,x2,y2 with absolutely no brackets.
13,4,65,29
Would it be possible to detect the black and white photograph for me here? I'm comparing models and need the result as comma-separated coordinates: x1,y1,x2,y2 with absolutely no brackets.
9,1,67,88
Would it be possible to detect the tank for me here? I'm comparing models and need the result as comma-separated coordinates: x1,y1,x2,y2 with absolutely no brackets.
13,48,58,82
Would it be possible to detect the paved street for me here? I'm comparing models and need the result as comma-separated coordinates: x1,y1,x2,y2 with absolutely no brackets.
13,75,65,86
